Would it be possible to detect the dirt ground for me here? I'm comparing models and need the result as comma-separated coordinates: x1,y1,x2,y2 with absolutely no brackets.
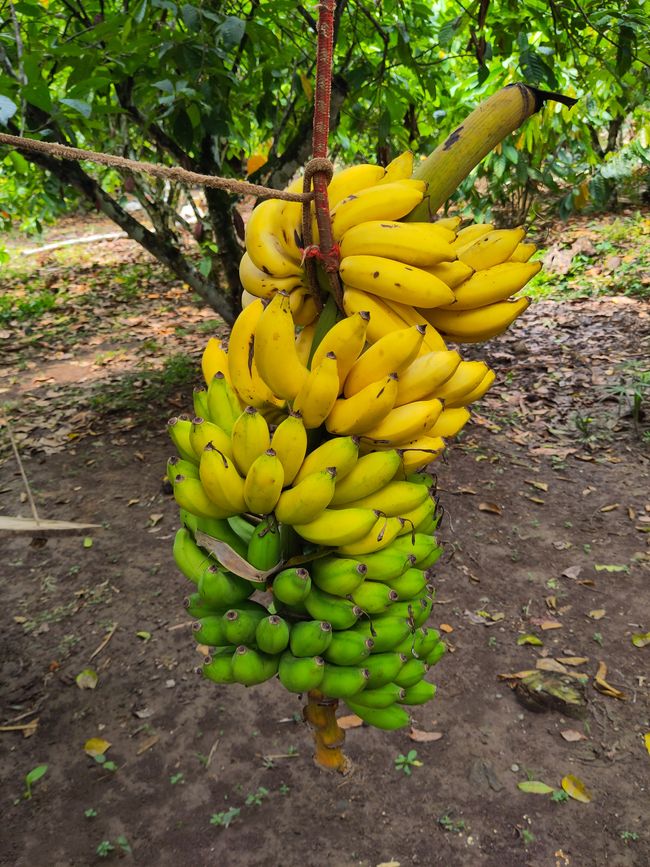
1,217,649,867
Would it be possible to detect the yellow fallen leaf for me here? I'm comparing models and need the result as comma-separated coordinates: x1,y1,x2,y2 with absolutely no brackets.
594,661,627,700
75,668,98,690
439,623,454,633
632,632,650,648
560,729,586,742
588,609,606,620
561,773,592,803
643,733,650,755
557,657,589,666
497,670,536,680
517,634,543,646
540,620,562,630
536,659,569,674
84,737,111,757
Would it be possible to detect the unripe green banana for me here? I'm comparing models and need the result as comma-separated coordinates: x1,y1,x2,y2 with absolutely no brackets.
362,652,408,688
390,592,434,628
323,631,374,666
346,682,405,709
202,649,236,684
232,645,279,686
185,592,220,618
271,567,311,605
193,616,229,646
395,626,440,658
222,603,268,645
173,527,213,584
193,386,210,420
227,515,255,545
311,557,367,595
289,620,333,657
394,657,427,688
278,652,325,692
426,640,446,667
351,616,411,652
388,533,441,567
359,550,416,582
167,417,197,463
418,544,443,569
303,585,363,630
319,663,369,698
398,679,437,705
247,515,283,571
379,566,427,600
198,565,255,608
168,456,200,483
255,615,291,654
207,371,242,435
345,700,410,730
193,515,250,560
350,581,399,614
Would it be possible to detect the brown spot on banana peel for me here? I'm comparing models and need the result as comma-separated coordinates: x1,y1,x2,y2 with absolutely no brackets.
443,126,464,151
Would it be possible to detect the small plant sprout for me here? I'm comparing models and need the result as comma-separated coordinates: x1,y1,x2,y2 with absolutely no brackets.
394,749,422,775
551,789,569,803
84,808,98,819
94,754,118,772
210,807,240,828
279,783,290,795
23,764,48,800
170,772,184,785
245,786,269,806
96,841,114,858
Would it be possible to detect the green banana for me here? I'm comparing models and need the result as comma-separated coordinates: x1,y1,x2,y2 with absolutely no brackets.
232,646,279,686
389,592,434,628
168,456,200,482
193,386,210,420
359,549,416,582
194,515,250,560
228,515,255,545
202,649,236,684
311,557,367,595
185,592,220,618
222,603,269,645
389,533,441,567
344,700,410,730
255,615,291,654
323,631,375,666
351,616,411,652
193,616,229,646
319,663,369,699
350,582,399,614
362,652,408,688
395,626,440,658
303,585,363,630
167,417,197,463
398,680,437,705
207,371,242,435
278,652,325,692
418,544,443,569
289,620,333,657
247,516,283,571
271,567,311,605
426,641,446,667
198,565,255,608
394,657,427,688
346,682,405,709
379,566,427,601
173,527,213,584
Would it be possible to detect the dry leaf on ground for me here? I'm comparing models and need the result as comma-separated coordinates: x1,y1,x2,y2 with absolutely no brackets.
561,773,593,802
84,737,111,757
409,729,443,743
560,729,587,742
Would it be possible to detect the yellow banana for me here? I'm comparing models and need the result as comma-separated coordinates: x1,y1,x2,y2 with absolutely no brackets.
172,474,232,519
381,298,448,353
231,406,271,475
442,261,541,310
293,435,359,485
330,180,426,241
434,216,462,232
293,352,340,429
423,260,474,289
167,417,198,463
201,337,230,386
326,373,398,436
189,417,233,460
337,514,403,556
199,445,247,514
431,360,489,403
293,508,377,546
339,254,455,308
396,496,436,534
394,350,461,406
427,407,470,437
326,163,386,209
450,222,493,252
509,241,536,263
227,298,285,409
446,369,496,407
342,287,406,343
254,292,309,400
274,468,337,524
206,371,243,434
378,150,414,182
344,325,425,397
420,297,530,341
290,289,319,328
342,480,430,516
295,323,316,367
397,436,445,473
311,311,369,384
245,197,302,277
241,289,258,308
457,227,526,270
270,412,308,485
278,198,305,262
363,398,443,445
330,450,401,506
239,251,303,299
244,449,285,514
339,221,455,267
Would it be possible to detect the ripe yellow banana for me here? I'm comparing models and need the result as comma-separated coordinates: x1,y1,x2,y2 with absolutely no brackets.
231,406,271,475
457,227,526,270
172,474,231,519
274,467,336,524
189,417,233,460
239,251,303,299
432,360,489,403
435,216,462,232
378,150,414,182
201,337,230,386
330,180,426,241
380,298,448,353
326,373,398,436
339,254,455,308
426,407,470,438
330,449,401,505
293,352,340,429
311,311,369,384
270,412,308,485
446,369,496,407
199,445,247,514
167,417,198,463
509,241,536,263
344,325,425,396
289,287,319,327
394,350,461,406
245,197,302,277
293,436,359,485
295,323,316,367
363,398,443,445
293,507,378,546
339,221,455,267
443,261,541,310
396,436,445,473
337,514,403,556
254,292,309,401
244,449,284,514
421,297,530,341
342,287,406,343
206,371,243,435
450,222,493,252
326,164,386,209
342,480,430,517
423,260,474,289
227,298,285,409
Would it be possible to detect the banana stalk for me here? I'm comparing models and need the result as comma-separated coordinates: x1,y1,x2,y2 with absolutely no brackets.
406,83,577,220
303,690,351,773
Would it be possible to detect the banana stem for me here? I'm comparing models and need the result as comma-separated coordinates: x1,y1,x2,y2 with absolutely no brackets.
303,690,351,773
406,83,577,221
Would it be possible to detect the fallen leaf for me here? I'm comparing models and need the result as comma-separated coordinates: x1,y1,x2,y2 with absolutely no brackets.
338,714,363,730
594,661,627,700
13,615,28,624
538,619,562,631
526,496,545,505
497,670,536,680
478,501,502,515
439,623,454,633
376,862,401,867
456,486,476,495
136,631,152,641
83,536,93,548
537,659,569,674
562,565,582,580
631,632,650,648
644,733,650,756
517,780,555,794
561,773,592,803
136,735,160,755
84,737,111,757
127,498,140,507
517,634,543,646
409,729,443,743
588,609,606,620
76,668,98,689
526,479,549,492
560,729,587,742
599,503,620,512
594,563,629,573
149,513,164,527
557,657,589,666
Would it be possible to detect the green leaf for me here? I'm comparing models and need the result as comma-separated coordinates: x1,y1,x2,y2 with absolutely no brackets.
25,764,48,786
517,634,543,646
76,668,98,689
594,564,629,573
60,98,92,118
181,3,200,30
517,780,555,794
136,630,152,641
83,536,93,548
631,632,650,648
220,16,245,50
